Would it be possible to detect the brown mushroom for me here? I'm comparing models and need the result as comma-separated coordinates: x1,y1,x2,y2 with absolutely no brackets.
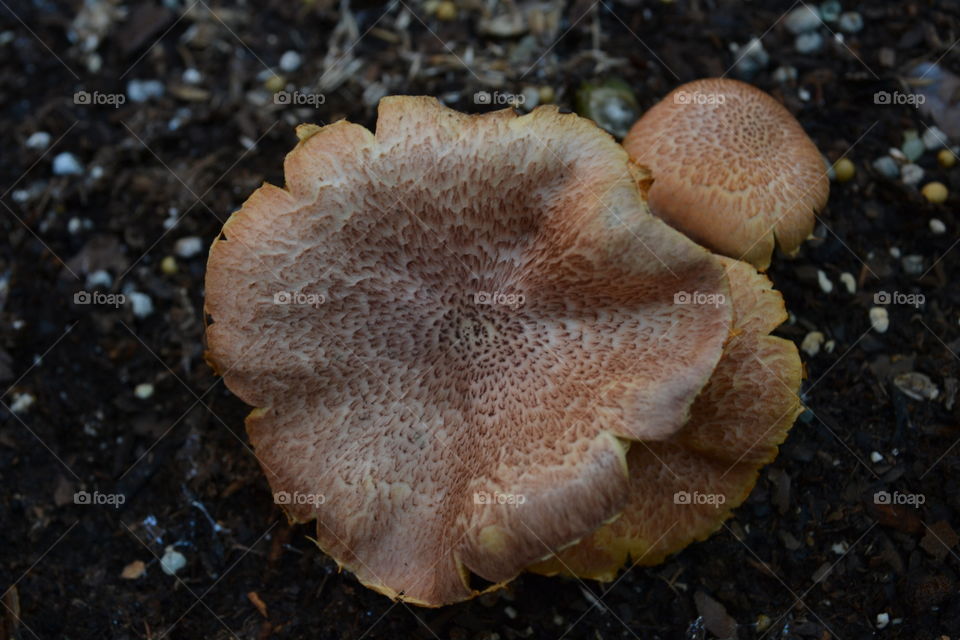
204,96,734,605
528,256,803,580
624,78,829,270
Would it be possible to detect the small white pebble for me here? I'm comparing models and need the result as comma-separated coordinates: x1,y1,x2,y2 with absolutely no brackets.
504,605,517,619
889,247,901,259
876,613,890,629
68,217,83,234
922,126,948,150
9,393,35,414
26,131,51,150
839,272,856,294
798,87,811,101
127,79,165,103
90,165,104,180
52,152,83,176
85,269,112,289
817,270,833,294
901,163,924,185
134,383,154,399
160,546,187,576
279,50,302,72
930,218,946,234
870,451,883,463
174,236,204,259
870,306,889,333
182,68,202,84
128,292,154,319
830,542,848,555
824,339,836,354
801,331,825,357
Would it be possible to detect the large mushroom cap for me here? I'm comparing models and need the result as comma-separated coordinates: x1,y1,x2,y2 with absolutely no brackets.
624,78,829,270
529,257,803,580
205,96,734,605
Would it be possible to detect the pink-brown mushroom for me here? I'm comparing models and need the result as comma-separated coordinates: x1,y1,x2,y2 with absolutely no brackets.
204,96,734,605
624,78,829,270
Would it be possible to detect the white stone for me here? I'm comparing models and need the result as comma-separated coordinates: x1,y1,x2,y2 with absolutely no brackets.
52,152,83,176
876,613,890,630
279,50,302,72
900,163,924,185
869,307,889,333
127,79,165,103
182,68,202,85
174,236,204,258
85,270,112,289
128,292,154,319
160,546,187,576
785,5,822,34
870,451,883,463
134,383,154,399
817,269,833,294
930,218,946,234
801,331,825,357
922,126,948,150
839,272,856,294
9,393,35,414
26,131,51,150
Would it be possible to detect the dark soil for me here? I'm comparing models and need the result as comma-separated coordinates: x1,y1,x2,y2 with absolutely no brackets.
1,1,959,638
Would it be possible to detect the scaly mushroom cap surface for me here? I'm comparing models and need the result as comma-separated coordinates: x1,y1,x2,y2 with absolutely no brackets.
529,257,803,580
204,96,734,606
624,78,829,270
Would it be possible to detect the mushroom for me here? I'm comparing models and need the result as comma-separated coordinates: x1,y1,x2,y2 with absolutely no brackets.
204,97,735,605
623,78,829,270
528,257,802,580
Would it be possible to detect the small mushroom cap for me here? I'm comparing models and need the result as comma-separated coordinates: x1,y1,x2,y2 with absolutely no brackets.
624,78,829,270
528,257,803,580
205,96,734,605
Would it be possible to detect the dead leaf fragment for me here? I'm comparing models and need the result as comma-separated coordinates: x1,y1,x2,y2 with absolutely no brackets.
121,560,147,580
247,591,268,618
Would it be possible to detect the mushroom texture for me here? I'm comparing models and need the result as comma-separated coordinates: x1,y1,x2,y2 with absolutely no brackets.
529,257,803,580
624,78,829,270
205,96,736,606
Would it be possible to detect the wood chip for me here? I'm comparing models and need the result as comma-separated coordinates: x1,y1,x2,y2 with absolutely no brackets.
120,560,146,580
248,591,269,618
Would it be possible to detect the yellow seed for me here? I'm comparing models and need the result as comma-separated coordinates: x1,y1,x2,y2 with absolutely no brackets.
538,86,556,104
833,158,855,182
161,256,178,275
922,181,948,204
937,148,956,168
435,1,456,20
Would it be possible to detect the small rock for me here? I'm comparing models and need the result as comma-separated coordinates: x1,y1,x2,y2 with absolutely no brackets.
9,392,35,414
819,0,841,22
901,254,924,275
121,560,146,579
134,383,154,399
930,218,946,234
785,5,822,34
127,79,165,103
902,137,925,163
838,11,864,33
876,613,890,630
922,181,948,204
161,255,178,275
870,451,883,463
869,307,889,333
174,236,204,258
839,272,856,294
937,148,956,168
795,32,824,54
53,152,84,176
694,591,738,640
894,372,939,401
901,163,924,185
26,131,51,150
801,331,825,357
182,68,202,85
128,292,154,319
830,541,849,554
478,12,527,38
872,156,899,179
817,269,833,293
504,606,517,619
279,50,302,72
922,126,948,150
833,157,855,182
920,520,958,561
772,65,798,84
85,270,112,289
731,37,769,78
160,546,187,575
